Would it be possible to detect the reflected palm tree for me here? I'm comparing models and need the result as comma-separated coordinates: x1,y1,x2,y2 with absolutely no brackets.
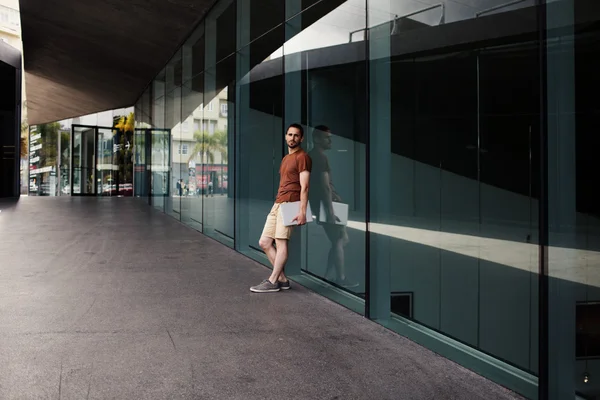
189,130,227,165
189,129,228,196
190,130,215,164
20,122,28,158
112,112,136,190
213,130,228,164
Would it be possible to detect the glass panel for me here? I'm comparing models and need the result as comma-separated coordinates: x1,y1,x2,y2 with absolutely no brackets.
134,92,151,199
151,71,168,211
166,50,183,93
112,111,135,197
96,128,116,196
28,122,64,196
28,125,39,196
202,56,235,246
212,0,237,63
285,0,327,19
58,124,70,196
72,126,96,195
238,0,284,48
282,0,366,54
133,127,148,198
368,0,540,387
166,51,182,218
183,22,205,82
133,103,141,196
166,87,182,219
546,0,599,398
150,128,170,208
140,88,152,128
478,42,540,373
180,75,205,232
280,0,367,312
235,22,284,261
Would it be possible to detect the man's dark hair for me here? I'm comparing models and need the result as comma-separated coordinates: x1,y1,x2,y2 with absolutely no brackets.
312,125,330,141
287,123,304,137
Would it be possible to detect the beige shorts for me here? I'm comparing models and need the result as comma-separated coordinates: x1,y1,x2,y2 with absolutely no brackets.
261,203,293,240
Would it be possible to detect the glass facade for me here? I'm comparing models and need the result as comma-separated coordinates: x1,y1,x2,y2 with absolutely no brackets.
28,108,134,196
107,0,599,398
21,0,600,396
545,2,600,399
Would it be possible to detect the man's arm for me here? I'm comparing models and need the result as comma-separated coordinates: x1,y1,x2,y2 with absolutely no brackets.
293,170,310,225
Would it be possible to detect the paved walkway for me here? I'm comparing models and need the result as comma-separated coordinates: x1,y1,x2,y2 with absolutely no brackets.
0,197,523,400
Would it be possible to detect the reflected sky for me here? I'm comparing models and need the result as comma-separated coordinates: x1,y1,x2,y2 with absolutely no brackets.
270,0,537,58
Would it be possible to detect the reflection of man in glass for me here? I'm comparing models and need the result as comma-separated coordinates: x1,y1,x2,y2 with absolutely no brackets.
309,125,357,288
250,124,312,293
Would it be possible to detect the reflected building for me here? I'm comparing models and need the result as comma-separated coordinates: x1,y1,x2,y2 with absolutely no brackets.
28,109,135,197
172,87,229,198
18,0,600,398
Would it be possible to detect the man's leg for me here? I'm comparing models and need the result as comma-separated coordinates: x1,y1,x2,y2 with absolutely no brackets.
272,208,293,284
331,238,345,279
259,236,288,283
250,206,281,293
324,227,345,280
259,235,276,265
323,225,357,287
250,204,293,293
268,239,289,284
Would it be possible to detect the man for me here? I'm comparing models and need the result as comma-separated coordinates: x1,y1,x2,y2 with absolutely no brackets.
250,123,312,293
308,125,357,288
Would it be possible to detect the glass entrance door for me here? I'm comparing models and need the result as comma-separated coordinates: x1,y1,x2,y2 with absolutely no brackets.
150,129,171,211
96,128,116,196
97,127,134,197
133,128,149,198
71,126,96,195
71,125,135,197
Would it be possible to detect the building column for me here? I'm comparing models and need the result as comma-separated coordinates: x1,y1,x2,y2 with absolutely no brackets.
546,1,577,397
368,9,392,320
283,0,304,277
235,0,251,251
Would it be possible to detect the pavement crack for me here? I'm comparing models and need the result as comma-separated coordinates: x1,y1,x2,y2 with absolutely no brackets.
84,297,97,316
58,362,63,400
190,361,195,392
86,363,94,400
70,297,97,330
166,328,177,351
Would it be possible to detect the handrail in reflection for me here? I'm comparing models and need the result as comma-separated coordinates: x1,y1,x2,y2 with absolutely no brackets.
475,0,527,17
348,3,445,43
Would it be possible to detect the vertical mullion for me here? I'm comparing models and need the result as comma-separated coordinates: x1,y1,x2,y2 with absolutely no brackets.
536,0,549,398
364,0,371,319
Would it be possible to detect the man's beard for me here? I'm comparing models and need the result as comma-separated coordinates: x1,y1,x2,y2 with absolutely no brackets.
288,141,299,148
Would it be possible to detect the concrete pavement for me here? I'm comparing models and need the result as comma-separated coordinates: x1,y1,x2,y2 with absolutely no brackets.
0,196,524,400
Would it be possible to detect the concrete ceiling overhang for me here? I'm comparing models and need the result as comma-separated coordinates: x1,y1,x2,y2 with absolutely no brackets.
20,0,214,125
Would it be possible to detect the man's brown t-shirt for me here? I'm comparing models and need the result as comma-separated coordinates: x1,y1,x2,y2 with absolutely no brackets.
275,149,312,203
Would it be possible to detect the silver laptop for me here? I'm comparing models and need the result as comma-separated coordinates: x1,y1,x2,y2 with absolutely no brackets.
280,201,314,226
319,201,348,225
